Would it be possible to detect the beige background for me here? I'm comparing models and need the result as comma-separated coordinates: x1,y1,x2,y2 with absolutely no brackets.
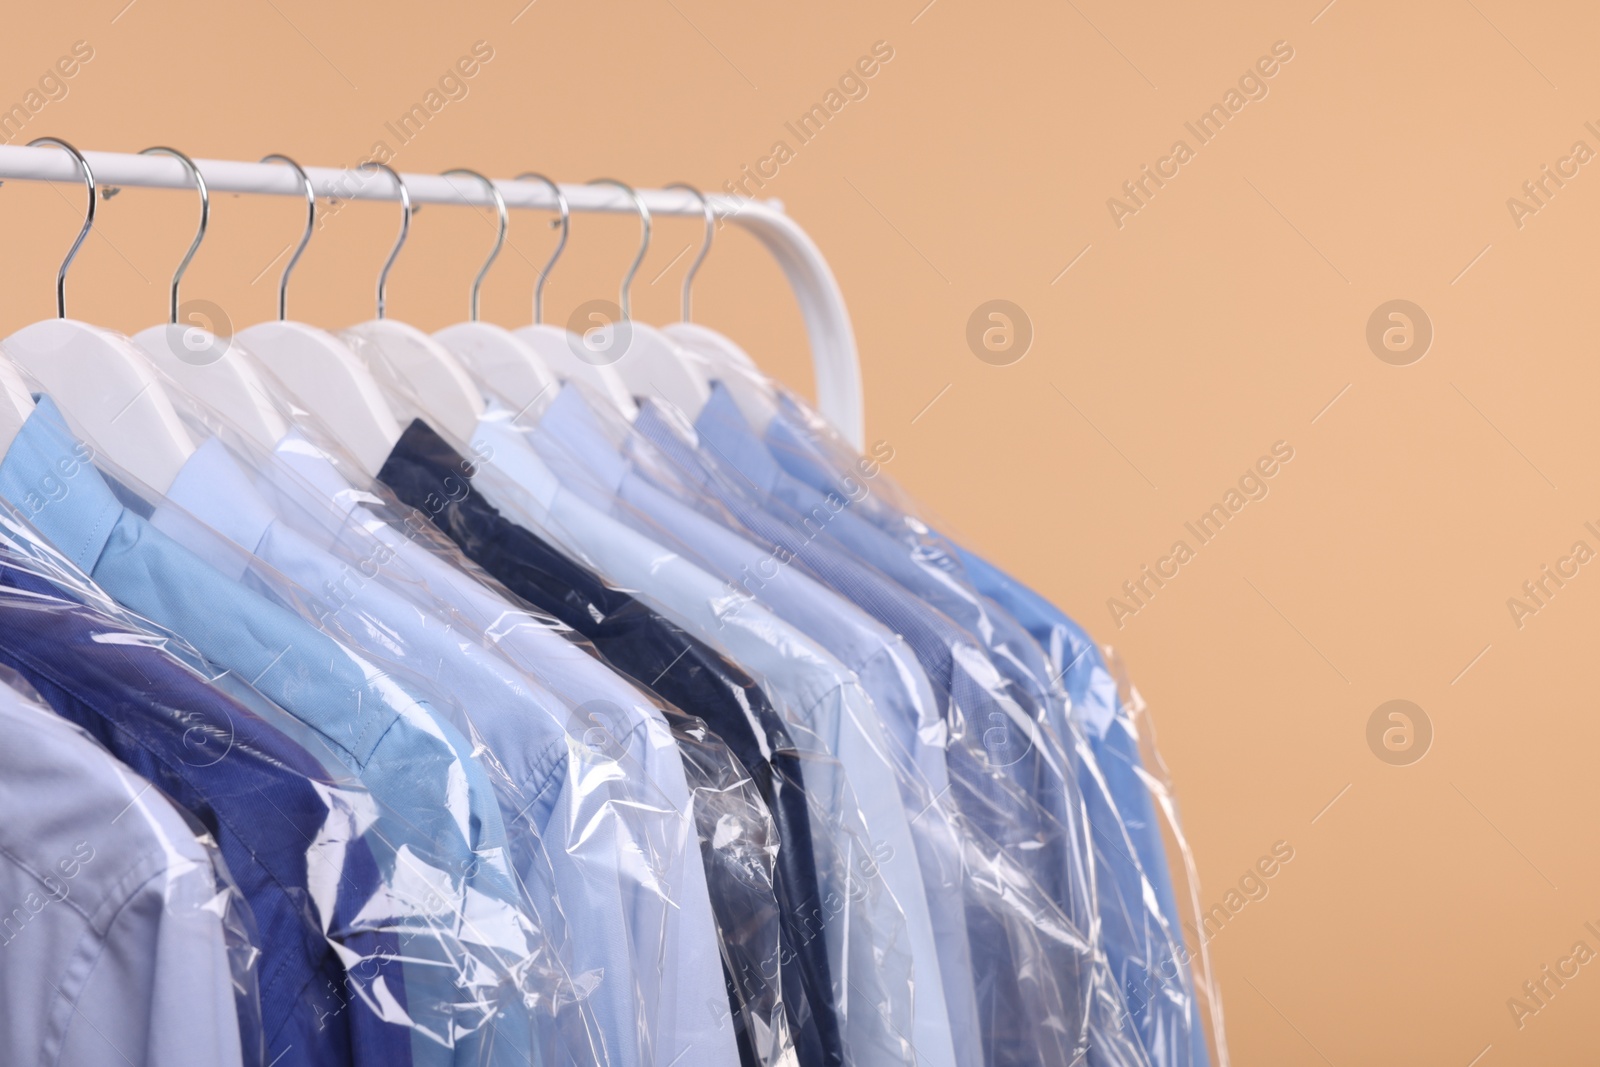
3,1,1598,1062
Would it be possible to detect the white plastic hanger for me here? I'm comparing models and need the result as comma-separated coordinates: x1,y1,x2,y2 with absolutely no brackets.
127,146,288,450
573,178,712,419
340,163,486,446
232,155,402,477
0,137,194,491
431,169,561,424
657,182,777,434
507,173,637,419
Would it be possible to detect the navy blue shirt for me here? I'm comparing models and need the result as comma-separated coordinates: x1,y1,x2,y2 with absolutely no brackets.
379,419,845,1067
0,562,412,1067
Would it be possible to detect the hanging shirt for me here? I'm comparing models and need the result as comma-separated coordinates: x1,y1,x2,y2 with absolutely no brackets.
258,430,790,1067
150,432,738,1067
0,397,542,1067
0,675,248,1067
379,416,929,1067
0,550,410,1067
760,396,1204,1067
375,418,841,1067
951,550,1207,1067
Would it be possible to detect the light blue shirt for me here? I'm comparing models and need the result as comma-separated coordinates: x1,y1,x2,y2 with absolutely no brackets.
253,429,746,1067
152,433,694,1067
0,397,539,1067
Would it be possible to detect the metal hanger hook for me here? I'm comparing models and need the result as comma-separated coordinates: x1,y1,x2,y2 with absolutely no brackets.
441,168,505,323
587,178,649,322
513,172,567,325
27,137,95,319
664,182,714,322
259,154,314,321
138,146,208,325
357,162,410,320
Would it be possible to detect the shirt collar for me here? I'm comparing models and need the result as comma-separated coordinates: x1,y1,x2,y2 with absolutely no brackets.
764,398,836,484
690,382,784,495
471,400,560,513
272,429,386,518
0,396,122,575
150,436,277,584
533,386,629,494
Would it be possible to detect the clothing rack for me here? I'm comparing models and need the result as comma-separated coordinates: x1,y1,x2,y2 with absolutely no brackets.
0,143,865,450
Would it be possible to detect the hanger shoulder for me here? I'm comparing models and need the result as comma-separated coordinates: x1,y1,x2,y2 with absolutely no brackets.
664,322,758,371
435,321,557,414
343,319,484,445
133,325,289,449
234,320,402,477
605,321,712,419
3,318,196,492
515,324,639,419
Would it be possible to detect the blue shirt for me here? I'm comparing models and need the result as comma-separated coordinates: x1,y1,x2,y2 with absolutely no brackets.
0,398,543,1067
952,550,1206,1067
762,396,1207,1067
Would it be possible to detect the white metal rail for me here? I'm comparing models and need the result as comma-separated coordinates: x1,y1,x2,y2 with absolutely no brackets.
0,144,865,449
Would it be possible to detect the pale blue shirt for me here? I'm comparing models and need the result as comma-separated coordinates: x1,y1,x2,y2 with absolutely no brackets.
761,396,1203,1066
0,678,247,1067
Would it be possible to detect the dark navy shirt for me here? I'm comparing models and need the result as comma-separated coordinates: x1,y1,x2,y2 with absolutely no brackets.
379,419,845,1067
